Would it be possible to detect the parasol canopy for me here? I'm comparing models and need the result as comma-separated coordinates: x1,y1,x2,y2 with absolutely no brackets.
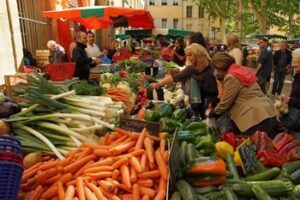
42,6,155,29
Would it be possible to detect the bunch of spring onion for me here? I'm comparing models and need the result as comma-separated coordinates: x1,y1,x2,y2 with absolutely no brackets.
5,72,124,160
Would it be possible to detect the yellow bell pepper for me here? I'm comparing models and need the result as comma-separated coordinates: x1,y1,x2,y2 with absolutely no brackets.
233,150,241,164
215,141,233,160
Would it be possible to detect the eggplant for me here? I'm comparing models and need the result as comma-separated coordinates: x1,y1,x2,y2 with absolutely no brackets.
0,102,21,118
4,96,13,103
145,101,155,109
130,104,142,116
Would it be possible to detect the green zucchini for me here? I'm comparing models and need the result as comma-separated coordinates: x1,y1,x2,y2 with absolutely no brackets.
223,188,238,200
180,141,188,166
170,191,182,200
289,169,300,184
292,185,300,198
244,167,281,181
282,160,300,175
232,180,294,197
194,186,217,194
252,185,273,200
186,121,206,130
178,131,195,142
203,191,223,200
226,154,239,180
176,180,197,200
186,143,199,163
197,194,208,200
254,159,268,173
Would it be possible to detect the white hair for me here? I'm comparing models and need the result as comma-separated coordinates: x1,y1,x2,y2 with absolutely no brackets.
292,48,300,59
47,40,56,48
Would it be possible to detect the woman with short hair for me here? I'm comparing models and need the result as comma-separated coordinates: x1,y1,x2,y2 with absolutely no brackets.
226,34,243,65
209,52,278,137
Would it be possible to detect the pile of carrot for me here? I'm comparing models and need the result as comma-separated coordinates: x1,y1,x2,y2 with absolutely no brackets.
106,88,134,112
19,128,169,200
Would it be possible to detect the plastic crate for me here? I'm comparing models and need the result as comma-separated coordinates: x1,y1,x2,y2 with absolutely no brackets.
0,161,23,200
0,136,22,156
0,152,23,165
46,62,75,81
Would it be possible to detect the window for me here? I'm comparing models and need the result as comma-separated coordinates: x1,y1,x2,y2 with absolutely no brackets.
161,0,167,5
186,6,192,18
173,19,178,29
149,0,155,5
162,18,167,28
186,24,192,31
198,7,204,18
173,0,178,5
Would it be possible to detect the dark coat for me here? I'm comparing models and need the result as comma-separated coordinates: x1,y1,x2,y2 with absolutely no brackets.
273,49,292,72
72,42,96,80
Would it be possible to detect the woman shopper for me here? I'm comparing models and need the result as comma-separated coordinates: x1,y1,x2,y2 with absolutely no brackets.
226,34,243,65
281,48,300,132
172,37,185,66
151,43,219,118
208,52,278,138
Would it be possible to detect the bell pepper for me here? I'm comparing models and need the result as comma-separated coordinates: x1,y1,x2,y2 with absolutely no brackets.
195,135,215,155
172,108,187,122
279,140,300,155
233,150,241,164
251,131,274,154
158,103,173,118
257,150,286,167
215,141,234,160
272,133,293,151
159,117,180,134
143,109,161,122
137,106,145,120
221,132,237,150
186,159,226,176
287,146,300,162
187,175,226,187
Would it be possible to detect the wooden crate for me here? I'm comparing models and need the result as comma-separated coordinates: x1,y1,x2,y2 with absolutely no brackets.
4,73,31,103
36,50,50,67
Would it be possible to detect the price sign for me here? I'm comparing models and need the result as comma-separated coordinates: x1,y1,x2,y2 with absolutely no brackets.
168,130,181,195
119,117,160,136
237,138,257,174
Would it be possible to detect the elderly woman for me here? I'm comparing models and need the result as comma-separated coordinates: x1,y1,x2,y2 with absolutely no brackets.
209,52,278,137
151,43,219,117
281,48,300,131
226,34,243,65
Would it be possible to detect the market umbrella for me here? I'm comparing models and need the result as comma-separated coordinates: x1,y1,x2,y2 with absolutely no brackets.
42,6,155,29
248,34,287,40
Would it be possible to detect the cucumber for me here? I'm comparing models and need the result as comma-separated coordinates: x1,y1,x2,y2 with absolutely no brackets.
289,169,300,184
186,143,199,163
180,141,188,167
178,131,195,142
186,121,206,130
170,191,182,200
197,195,208,200
226,154,239,180
194,186,217,194
252,185,273,200
223,188,238,200
176,180,197,200
282,160,300,175
293,185,300,198
203,191,223,200
244,167,281,181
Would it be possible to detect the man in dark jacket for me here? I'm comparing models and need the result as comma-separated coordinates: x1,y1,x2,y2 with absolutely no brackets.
271,42,292,96
256,38,273,94
72,31,97,80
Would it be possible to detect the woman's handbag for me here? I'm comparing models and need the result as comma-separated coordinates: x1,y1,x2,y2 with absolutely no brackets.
280,107,300,131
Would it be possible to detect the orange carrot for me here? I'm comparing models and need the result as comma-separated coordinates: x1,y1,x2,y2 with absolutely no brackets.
76,177,86,200
163,151,169,162
120,194,133,200
134,128,147,150
85,181,107,200
65,185,75,200
129,132,140,140
154,191,166,200
88,158,113,168
112,149,145,162
84,186,97,200
112,169,120,180
133,184,140,200
141,195,150,200
112,157,128,169
158,177,167,193
110,141,136,156
36,168,58,185
139,187,156,198
154,150,168,180
23,162,42,175
110,134,129,146
65,148,81,158
130,166,138,183
83,143,110,150
78,147,93,159
93,149,112,157
119,183,132,193
85,171,113,180
98,180,114,192
146,134,160,142
44,174,61,185
160,138,166,155
57,181,65,200
74,160,94,178
130,156,142,173
30,185,43,200
144,137,155,168
140,152,147,172
137,179,154,188
138,170,161,179
102,134,110,145
106,178,120,188
121,165,132,189
99,186,115,199
114,127,130,136
84,166,113,174
41,185,58,199
38,160,60,171
64,155,96,174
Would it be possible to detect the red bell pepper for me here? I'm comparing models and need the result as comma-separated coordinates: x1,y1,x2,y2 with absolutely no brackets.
221,132,237,150
257,150,286,167
287,146,300,162
272,133,293,151
279,140,300,155
251,131,274,154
